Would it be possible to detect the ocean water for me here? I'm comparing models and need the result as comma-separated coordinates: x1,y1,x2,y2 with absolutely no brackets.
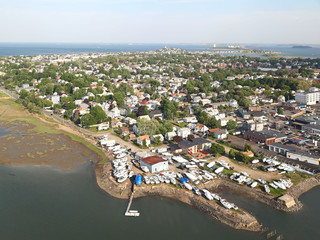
0,128,320,240
0,43,320,58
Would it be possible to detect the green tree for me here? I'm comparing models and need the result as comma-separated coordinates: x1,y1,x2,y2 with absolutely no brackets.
80,113,96,127
211,143,225,154
277,107,284,115
90,105,106,123
226,120,238,130
229,149,235,159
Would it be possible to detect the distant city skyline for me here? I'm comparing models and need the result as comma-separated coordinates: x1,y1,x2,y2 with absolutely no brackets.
0,0,319,44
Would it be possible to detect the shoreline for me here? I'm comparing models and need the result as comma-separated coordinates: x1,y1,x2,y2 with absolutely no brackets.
95,161,262,232
95,160,320,232
1,96,320,232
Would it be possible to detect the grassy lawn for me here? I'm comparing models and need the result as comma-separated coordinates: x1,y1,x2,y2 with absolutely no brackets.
0,90,8,97
269,187,287,197
173,122,188,128
285,171,311,185
88,126,110,133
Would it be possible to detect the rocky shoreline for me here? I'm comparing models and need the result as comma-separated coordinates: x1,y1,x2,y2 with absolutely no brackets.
95,161,262,232
95,161,320,232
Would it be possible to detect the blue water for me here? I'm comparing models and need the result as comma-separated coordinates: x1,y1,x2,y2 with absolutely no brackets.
1,43,320,58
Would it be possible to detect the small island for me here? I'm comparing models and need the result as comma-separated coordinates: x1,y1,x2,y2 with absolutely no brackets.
292,45,312,49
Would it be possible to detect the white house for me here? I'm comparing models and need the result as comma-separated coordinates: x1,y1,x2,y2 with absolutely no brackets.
214,129,228,139
137,135,151,147
219,116,234,127
177,128,191,138
151,134,164,143
165,131,177,140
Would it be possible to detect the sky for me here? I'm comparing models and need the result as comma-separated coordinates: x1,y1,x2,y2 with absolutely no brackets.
0,0,319,44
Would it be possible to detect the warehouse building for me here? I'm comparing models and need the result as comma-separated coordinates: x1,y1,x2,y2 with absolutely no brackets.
140,156,168,173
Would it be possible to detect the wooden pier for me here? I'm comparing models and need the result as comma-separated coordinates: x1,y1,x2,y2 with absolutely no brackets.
124,186,140,217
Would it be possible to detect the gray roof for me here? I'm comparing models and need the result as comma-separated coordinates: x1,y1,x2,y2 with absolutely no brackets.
191,137,211,145
261,130,287,139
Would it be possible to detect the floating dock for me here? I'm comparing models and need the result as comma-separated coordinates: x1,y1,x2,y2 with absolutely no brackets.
125,188,140,217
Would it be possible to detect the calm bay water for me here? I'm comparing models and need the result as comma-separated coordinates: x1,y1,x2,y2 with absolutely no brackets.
0,43,320,58
1,129,320,240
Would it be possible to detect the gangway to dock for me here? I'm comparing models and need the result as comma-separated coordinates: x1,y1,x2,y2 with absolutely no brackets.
124,186,140,217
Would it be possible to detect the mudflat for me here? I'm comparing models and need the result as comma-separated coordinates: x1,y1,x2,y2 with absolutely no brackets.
0,98,101,170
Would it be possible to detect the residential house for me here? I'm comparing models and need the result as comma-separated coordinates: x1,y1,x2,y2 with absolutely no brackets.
151,134,164,143
149,110,163,120
193,123,209,133
137,135,151,147
110,119,124,128
219,116,235,127
119,127,130,136
166,131,177,140
214,129,228,139
177,128,191,139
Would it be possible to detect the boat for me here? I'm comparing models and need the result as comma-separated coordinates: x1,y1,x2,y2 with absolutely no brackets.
264,184,270,193
258,178,267,184
135,174,142,185
117,175,128,183
158,175,165,183
251,159,259,164
192,186,201,196
211,193,220,201
164,177,170,184
215,167,224,174
269,183,278,189
144,177,150,184
220,199,232,209
128,171,134,178
170,177,176,185
250,182,258,188
141,166,149,173
185,172,197,182
180,178,186,183
184,182,193,191
203,190,213,200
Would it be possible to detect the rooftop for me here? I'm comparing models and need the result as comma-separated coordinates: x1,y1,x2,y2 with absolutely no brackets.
141,156,167,165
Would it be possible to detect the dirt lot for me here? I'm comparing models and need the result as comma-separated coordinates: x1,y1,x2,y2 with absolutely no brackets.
217,156,281,181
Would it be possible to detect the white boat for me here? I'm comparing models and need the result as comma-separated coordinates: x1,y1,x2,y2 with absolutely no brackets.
141,166,149,173
117,175,128,183
211,193,220,201
273,181,286,190
215,167,224,174
269,183,278,189
185,172,198,182
170,177,176,185
220,199,232,209
116,153,126,159
250,182,258,188
264,184,270,193
128,171,134,178
207,161,216,168
251,159,259,164
203,190,213,200
144,177,150,184
155,177,160,184
267,167,277,172
258,178,267,184
184,182,193,191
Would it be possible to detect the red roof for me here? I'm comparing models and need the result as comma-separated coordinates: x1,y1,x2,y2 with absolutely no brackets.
141,156,167,166
140,99,149,104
